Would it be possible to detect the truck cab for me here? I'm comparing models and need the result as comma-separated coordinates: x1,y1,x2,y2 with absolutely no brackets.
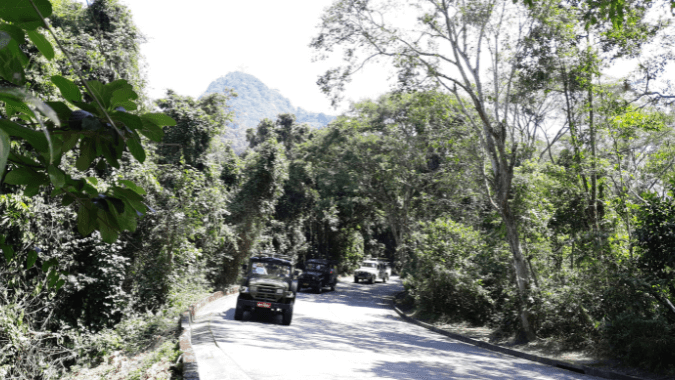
298,258,338,293
234,256,298,325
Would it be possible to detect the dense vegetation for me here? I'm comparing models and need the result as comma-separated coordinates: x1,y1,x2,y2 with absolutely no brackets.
1,0,674,379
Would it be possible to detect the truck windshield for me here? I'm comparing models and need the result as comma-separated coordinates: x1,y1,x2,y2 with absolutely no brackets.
250,262,291,277
306,263,324,270
360,262,377,268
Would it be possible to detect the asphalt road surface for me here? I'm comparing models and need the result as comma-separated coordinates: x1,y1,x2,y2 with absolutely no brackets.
191,276,600,380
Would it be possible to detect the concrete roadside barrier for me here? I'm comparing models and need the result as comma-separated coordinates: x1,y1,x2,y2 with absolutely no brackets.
179,287,239,380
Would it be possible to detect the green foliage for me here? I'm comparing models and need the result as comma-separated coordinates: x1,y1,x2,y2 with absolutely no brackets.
635,192,675,286
155,90,233,168
229,139,288,226
404,219,506,325
1,76,173,244
534,286,601,348
602,313,675,370
0,2,238,378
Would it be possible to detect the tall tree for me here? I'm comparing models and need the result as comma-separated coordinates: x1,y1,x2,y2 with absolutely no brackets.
312,0,562,339
155,91,234,168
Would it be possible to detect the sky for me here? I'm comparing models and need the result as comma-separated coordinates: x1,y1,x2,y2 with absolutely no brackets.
113,0,395,115
77,0,671,117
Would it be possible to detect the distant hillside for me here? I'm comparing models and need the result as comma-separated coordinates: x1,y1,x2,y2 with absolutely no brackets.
201,72,335,153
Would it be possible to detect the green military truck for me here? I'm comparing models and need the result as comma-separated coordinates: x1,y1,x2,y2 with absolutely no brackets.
234,255,298,325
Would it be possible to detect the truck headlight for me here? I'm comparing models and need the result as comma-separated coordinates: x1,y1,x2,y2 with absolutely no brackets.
286,291,295,298
240,286,249,293
276,288,284,294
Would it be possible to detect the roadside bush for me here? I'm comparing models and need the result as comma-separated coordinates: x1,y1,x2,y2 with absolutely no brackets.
535,285,600,348
598,267,675,372
601,313,675,372
55,237,131,330
404,219,497,325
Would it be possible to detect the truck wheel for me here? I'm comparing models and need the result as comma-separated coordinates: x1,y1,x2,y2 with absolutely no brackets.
234,302,244,321
354,277,358,283
330,281,336,291
383,274,388,283
314,281,323,294
368,277,374,284
282,303,294,326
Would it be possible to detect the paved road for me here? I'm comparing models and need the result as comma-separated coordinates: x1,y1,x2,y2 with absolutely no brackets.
191,276,599,380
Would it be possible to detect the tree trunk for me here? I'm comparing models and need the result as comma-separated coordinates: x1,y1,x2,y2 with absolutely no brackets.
502,204,537,341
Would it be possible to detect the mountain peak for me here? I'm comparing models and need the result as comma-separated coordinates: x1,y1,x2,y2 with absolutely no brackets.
201,72,335,153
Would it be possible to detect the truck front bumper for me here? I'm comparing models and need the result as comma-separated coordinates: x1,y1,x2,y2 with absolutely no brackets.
298,278,321,289
355,273,375,279
237,298,293,312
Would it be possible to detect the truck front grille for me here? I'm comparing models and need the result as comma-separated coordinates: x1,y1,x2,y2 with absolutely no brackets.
253,284,281,302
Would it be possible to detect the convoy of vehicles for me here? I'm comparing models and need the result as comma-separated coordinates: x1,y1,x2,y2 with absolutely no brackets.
297,258,338,293
233,255,392,325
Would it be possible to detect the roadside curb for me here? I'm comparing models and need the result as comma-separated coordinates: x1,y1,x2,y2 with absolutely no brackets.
391,301,645,380
179,287,238,380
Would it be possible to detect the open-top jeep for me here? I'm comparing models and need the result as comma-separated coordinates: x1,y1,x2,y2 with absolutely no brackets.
297,258,338,293
234,256,298,325
354,260,391,284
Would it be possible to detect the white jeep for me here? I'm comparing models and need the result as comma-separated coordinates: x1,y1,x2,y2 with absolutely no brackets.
353,260,391,284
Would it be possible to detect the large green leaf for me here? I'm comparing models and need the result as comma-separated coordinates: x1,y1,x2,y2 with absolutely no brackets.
0,90,60,164
112,186,144,203
60,133,79,153
41,258,56,272
26,250,37,269
0,44,26,84
2,245,15,262
4,167,47,186
110,85,137,109
77,203,98,236
47,164,65,188
115,205,137,232
85,80,106,108
0,0,52,28
8,152,40,167
126,134,145,163
138,121,164,142
0,129,9,179
76,138,96,171
111,111,142,130
101,142,120,168
51,76,82,103
71,101,100,116
141,113,177,127
27,29,53,59
81,181,98,197
119,180,146,195
98,210,120,243
45,101,73,124
6,38,27,65
23,183,40,196
0,23,25,44
0,119,48,152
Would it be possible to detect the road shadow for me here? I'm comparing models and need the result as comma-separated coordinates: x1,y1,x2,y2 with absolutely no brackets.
295,277,400,310
360,359,586,380
205,313,592,380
